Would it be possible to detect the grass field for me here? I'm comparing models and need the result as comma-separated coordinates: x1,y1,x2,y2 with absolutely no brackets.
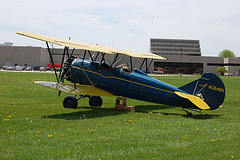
0,72,239,160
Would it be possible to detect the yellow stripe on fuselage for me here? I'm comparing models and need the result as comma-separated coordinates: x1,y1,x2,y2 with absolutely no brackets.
72,66,174,94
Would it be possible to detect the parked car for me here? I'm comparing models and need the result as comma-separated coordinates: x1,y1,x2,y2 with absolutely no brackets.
15,66,22,71
22,66,27,70
45,66,50,70
33,65,41,71
153,70,164,74
39,67,46,71
6,66,15,70
2,65,8,70
26,66,32,71
56,67,61,72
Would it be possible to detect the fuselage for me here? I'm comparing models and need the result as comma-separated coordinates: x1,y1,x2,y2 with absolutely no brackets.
70,59,194,108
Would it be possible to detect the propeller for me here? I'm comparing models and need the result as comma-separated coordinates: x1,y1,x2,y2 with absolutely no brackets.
58,47,76,96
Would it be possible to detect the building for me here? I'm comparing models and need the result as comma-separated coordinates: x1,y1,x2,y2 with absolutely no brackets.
150,38,201,56
0,45,49,67
0,41,240,76
150,38,240,75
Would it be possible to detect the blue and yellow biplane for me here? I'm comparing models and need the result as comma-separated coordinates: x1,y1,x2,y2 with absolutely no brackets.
17,32,225,116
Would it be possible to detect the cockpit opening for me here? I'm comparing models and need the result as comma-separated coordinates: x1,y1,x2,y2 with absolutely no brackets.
101,62,111,70
116,63,131,73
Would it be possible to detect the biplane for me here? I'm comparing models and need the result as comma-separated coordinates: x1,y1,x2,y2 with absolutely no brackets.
17,32,225,116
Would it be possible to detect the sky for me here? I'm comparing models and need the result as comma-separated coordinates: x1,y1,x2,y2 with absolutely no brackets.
1,0,240,57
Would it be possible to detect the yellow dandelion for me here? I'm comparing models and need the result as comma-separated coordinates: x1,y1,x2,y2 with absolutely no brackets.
48,134,53,138
212,139,216,142
37,139,41,142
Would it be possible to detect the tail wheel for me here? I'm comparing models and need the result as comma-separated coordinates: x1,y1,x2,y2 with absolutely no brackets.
89,96,103,107
63,96,78,109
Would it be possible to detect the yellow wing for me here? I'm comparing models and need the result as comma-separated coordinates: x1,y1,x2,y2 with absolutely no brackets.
35,81,117,97
17,32,165,60
174,91,210,110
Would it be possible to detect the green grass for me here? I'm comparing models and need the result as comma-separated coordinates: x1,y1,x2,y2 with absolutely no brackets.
0,72,239,160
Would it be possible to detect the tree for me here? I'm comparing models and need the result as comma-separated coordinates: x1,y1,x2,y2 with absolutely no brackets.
218,49,236,58
216,67,227,76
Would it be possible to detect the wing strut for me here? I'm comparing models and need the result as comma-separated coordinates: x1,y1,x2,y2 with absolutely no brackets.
139,58,146,70
87,50,94,61
94,52,100,61
130,56,133,71
139,58,148,73
147,59,154,72
82,50,87,66
58,46,67,82
111,53,119,67
145,58,148,73
46,42,59,83
139,58,153,74
100,53,106,65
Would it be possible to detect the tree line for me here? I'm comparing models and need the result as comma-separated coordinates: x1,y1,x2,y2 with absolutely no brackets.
217,49,238,75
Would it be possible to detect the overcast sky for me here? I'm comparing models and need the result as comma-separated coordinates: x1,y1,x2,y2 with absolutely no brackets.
1,0,240,57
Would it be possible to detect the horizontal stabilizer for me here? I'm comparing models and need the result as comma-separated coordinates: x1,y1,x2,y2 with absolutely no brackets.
34,81,117,97
175,91,210,110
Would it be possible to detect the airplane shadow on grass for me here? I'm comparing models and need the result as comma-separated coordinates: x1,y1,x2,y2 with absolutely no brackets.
135,105,221,119
44,104,221,120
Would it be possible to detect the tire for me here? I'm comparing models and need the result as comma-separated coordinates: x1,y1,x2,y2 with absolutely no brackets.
63,96,78,109
89,96,103,107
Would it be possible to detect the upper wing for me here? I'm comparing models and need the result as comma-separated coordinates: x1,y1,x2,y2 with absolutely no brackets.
17,32,165,60
35,81,117,97
174,91,210,110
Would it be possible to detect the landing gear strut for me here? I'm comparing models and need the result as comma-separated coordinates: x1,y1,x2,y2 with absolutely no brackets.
182,108,193,117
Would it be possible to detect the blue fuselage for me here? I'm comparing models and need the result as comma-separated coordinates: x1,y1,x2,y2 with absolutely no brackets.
71,59,192,108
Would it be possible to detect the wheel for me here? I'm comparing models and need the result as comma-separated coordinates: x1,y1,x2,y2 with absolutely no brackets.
63,96,78,109
89,96,103,107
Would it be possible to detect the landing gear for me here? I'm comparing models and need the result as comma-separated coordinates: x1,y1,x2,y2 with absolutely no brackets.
182,108,193,117
186,111,193,117
63,95,103,108
89,96,103,107
63,96,78,109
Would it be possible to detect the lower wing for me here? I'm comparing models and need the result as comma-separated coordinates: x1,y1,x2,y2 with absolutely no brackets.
35,81,117,97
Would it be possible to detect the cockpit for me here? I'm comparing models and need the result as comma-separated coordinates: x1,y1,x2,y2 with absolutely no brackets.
100,62,132,73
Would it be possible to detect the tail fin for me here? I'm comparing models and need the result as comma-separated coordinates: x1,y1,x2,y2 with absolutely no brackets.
179,73,225,110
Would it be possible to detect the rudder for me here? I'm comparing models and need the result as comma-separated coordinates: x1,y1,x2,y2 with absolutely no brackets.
179,73,225,110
